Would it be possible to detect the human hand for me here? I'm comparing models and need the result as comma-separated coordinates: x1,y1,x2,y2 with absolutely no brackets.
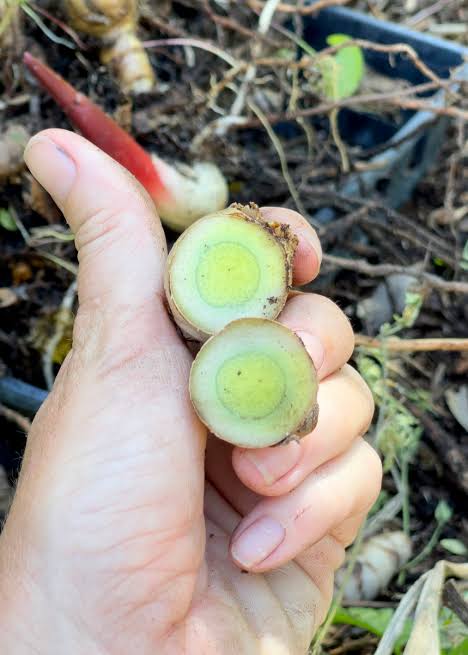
0,130,382,655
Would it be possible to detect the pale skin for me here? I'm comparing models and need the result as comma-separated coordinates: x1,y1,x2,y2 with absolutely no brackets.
0,129,382,655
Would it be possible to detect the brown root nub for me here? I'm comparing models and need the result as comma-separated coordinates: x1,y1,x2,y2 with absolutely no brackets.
229,202,298,287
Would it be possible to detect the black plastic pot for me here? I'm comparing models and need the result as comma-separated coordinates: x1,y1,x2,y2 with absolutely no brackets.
301,5,468,210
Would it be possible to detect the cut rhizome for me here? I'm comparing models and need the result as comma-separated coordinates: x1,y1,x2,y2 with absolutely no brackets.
165,204,298,341
189,318,318,448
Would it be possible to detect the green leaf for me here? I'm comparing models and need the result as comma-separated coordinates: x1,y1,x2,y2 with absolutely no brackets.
333,606,392,636
333,606,412,649
319,34,364,100
435,500,453,524
0,208,17,231
440,539,468,556
440,607,468,652
442,637,468,655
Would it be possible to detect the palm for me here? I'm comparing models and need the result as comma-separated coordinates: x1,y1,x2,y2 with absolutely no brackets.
23,313,318,654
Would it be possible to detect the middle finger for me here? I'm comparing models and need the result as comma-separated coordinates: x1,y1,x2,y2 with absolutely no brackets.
232,364,374,496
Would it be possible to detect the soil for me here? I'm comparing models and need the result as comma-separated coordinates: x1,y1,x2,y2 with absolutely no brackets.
0,1,467,652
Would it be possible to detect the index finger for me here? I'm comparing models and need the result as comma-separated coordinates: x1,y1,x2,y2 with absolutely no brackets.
260,207,322,286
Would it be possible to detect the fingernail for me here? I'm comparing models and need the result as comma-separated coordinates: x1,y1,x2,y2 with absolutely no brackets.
231,516,285,568
295,331,325,371
242,440,302,485
24,135,76,207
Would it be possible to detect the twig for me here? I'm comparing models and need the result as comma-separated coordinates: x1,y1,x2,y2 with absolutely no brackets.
402,517,448,572
36,251,78,275
328,635,378,654
214,59,441,95
230,0,281,116
386,97,466,120
329,107,349,172
0,403,31,433
247,0,351,14
140,11,188,38
141,37,237,66
200,0,277,46
406,0,459,26
322,254,468,294
244,83,467,124
355,335,468,352
315,39,452,92
21,4,75,49
28,2,87,49
363,494,403,539
342,599,398,608
248,100,309,220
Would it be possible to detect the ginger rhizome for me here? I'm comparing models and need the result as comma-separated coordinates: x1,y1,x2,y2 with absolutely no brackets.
64,0,155,95
165,203,297,341
166,204,319,448
190,319,318,448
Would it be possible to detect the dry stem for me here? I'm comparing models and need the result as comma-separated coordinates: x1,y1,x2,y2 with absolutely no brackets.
238,82,467,126
355,335,468,352
322,253,468,294
247,0,351,14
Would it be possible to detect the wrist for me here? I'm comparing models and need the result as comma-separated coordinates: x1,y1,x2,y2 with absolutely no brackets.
0,525,102,655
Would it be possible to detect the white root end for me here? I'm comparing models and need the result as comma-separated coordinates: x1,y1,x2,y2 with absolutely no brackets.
152,156,229,232
189,318,318,448
165,203,297,340
336,530,413,601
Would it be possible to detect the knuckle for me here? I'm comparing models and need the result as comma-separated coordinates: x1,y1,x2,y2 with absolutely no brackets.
74,206,136,254
359,439,383,504
340,365,376,434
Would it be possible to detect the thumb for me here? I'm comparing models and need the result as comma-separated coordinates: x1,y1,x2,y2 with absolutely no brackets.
24,128,167,314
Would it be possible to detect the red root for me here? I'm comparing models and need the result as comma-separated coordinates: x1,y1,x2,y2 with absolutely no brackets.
23,52,170,205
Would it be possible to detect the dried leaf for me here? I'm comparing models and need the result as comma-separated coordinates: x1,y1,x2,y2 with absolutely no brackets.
445,386,468,432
